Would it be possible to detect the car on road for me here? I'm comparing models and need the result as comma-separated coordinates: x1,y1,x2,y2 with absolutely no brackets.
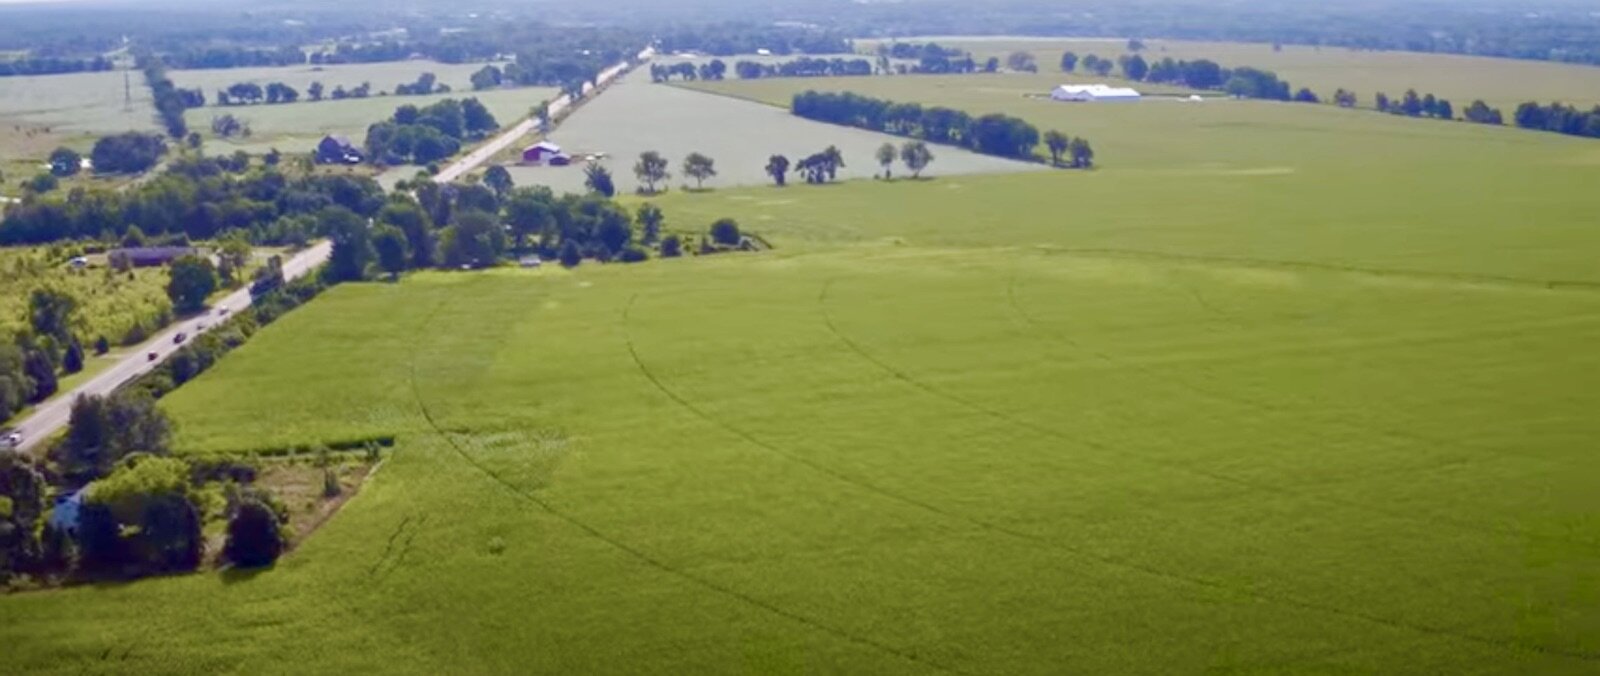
217,306,229,315
174,332,187,344
147,352,159,361
2,430,21,449
197,323,207,330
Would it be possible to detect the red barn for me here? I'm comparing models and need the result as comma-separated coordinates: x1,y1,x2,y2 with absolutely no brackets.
521,141,569,165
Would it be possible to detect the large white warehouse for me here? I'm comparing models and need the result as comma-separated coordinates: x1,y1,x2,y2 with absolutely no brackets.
1051,84,1142,102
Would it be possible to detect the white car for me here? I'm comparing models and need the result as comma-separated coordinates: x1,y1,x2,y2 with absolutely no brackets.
2,431,21,449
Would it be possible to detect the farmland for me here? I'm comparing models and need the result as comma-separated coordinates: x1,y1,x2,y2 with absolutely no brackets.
502,69,1041,194
882,37,1600,113
189,86,558,156
0,69,157,189
168,60,512,103
3,48,1600,672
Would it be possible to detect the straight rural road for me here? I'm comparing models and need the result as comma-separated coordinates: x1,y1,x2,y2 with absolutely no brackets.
432,47,654,184
7,241,333,455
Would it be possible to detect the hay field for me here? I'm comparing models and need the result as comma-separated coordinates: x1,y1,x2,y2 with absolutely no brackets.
190,86,557,156
502,69,1042,194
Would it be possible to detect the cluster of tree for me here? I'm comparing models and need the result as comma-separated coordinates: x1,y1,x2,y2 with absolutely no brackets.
1463,100,1506,126
215,81,299,106
470,65,505,91
1374,89,1456,120
0,158,387,245
879,42,966,61
363,98,498,166
872,141,935,179
140,56,203,138
163,45,306,70
1059,52,1115,77
393,72,448,96
733,57,872,79
792,91,1062,162
0,55,113,77
1512,101,1600,139
90,132,168,175
649,61,727,83
0,288,90,420
626,150,719,193
655,23,851,56
210,113,250,139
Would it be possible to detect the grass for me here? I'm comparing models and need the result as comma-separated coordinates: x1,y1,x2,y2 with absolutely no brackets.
499,69,1041,195
188,86,558,156
3,57,1600,674
874,37,1600,114
0,69,157,136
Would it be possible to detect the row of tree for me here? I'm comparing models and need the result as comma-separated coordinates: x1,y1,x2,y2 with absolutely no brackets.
1373,89,1456,119
140,56,203,138
734,57,873,80
0,55,114,78
792,90,1089,164
363,98,499,166
1512,101,1600,139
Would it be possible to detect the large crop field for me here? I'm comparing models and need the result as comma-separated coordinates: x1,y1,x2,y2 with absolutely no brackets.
4,52,1600,673
0,69,157,183
190,86,558,156
888,37,1600,113
502,69,1041,194
169,60,511,103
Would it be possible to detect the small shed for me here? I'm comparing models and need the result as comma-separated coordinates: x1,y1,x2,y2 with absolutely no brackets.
108,246,204,268
521,141,570,166
316,135,364,164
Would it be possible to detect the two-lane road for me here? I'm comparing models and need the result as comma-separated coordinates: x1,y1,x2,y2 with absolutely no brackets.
7,241,332,454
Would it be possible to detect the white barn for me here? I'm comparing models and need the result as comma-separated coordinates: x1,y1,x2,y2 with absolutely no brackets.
1051,84,1142,102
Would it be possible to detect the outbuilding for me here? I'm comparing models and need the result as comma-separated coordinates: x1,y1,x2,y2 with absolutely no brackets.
1051,84,1142,102
521,141,570,166
315,135,364,164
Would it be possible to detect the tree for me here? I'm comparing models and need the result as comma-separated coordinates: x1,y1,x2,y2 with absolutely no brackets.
1294,88,1320,103
1127,39,1147,52
636,203,664,244
461,97,499,137
94,336,109,355
876,142,897,179
48,147,81,177
1060,51,1079,72
224,498,285,568
372,225,410,280
1375,92,1390,112
584,163,616,197
80,456,203,576
321,206,375,283
765,154,790,186
633,151,670,193
484,164,514,199
900,141,933,178
1069,137,1095,168
166,255,218,315
660,235,682,258
558,239,581,267
1044,130,1070,166
1435,99,1454,120
53,391,173,484
26,173,58,194
29,288,75,341
1333,88,1358,108
505,189,554,252
682,152,717,189
377,199,436,268
1006,51,1037,72
440,210,506,268
1464,100,1503,125
307,81,324,102
1119,54,1149,81
63,338,84,375
0,451,48,580
1401,89,1424,117
22,349,54,403
91,132,167,174
710,218,741,246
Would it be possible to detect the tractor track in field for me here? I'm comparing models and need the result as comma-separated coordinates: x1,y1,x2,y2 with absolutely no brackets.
409,297,972,676
1002,271,1600,552
799,279,1599,663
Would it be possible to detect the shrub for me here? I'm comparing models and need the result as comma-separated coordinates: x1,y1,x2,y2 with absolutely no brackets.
618,247,649,263
710,219,742,246
223,499,285,568
558,240,582,268
322,468,342,498
661,235,682,258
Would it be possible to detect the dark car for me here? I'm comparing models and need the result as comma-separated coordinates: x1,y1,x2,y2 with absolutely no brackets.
147,352,158,361
173,332,187,344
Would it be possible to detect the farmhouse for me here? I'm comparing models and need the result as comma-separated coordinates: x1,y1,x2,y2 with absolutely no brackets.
108,246,206,268
1051,84,1142,102
521,141,571,166
315,135,364,164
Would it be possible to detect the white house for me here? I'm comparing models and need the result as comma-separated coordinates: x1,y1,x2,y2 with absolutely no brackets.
1051,84,1142,102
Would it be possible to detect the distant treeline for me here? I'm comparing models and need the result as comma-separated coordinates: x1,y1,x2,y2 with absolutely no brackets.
0,55,113,77
737,57,873,79
1512,102,1600,139
793,90,1090,164
655,23,851,57
212,73,447,108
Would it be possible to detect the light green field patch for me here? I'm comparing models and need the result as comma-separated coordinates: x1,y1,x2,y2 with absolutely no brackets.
0,69,157,136
169,60,511,102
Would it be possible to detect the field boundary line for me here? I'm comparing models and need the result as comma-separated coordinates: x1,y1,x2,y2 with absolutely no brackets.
405,296,971,676
1004,271,1600,551
811,278,1600,662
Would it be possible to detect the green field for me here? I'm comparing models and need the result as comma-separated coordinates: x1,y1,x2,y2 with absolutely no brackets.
190,86,558,156
3,52,1600,673
0,247,172,346
169,60,512,103
886,37,1600,114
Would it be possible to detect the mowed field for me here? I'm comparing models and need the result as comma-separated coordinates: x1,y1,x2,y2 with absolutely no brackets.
888,37,1600,113
190,86,558,156
169,60,510,102
4,57,1600,674
503,69,1042,194
0,69,157,182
